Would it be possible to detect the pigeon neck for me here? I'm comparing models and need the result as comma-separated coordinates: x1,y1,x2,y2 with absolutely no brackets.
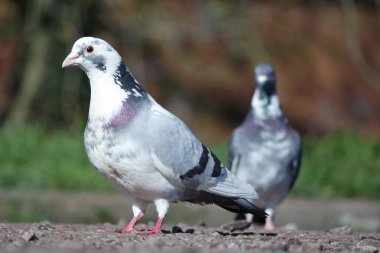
87,61,149,123
250,88,283,119
112,61,148,101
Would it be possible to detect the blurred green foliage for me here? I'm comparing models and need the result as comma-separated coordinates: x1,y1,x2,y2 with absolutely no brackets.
0,198,54,222
0,125,379,199
293,132,380,199
0,125,111,191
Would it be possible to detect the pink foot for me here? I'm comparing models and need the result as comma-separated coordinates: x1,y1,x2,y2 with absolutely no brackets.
137,217,164,236
119,214,143,234
120,228,138,234
137,229,161,235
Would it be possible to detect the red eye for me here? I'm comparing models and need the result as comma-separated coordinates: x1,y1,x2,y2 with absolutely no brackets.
86,45,94,53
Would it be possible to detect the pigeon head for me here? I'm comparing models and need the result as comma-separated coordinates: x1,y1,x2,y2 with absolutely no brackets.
251,63,282,118
255,63,276,97
62,37,121,74
63,37,149,124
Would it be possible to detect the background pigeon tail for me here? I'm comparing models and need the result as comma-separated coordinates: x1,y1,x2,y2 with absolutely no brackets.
196,191,267,219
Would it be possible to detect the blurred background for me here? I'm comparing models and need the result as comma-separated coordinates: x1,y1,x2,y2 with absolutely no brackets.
0,0,379,231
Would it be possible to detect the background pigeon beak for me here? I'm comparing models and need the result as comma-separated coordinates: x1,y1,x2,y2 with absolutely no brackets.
62,53,80,68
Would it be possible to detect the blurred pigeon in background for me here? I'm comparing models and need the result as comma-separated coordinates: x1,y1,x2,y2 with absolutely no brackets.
62,37,266,235
229,63,301,230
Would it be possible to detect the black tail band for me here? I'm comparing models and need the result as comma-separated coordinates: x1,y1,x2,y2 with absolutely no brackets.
195,191,268,219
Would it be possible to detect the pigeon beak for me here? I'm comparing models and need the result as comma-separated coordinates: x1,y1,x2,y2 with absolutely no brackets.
62,52,80,68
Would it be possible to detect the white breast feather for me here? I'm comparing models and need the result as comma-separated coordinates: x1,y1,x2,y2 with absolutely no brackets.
88,66,129,122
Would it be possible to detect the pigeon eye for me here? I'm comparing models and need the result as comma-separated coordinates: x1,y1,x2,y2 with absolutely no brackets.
86,45,94,53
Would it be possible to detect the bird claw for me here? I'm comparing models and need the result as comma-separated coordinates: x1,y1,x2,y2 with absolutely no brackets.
136,229,162,235
119,227,139,234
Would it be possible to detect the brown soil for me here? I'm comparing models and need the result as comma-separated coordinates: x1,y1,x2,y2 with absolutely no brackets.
1,190,379,231
0,222,379,253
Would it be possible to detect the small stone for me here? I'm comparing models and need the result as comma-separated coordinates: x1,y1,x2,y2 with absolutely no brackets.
185,228,195,234
329,226,352,235
38,221,54,231
358,245,378,253
172,225,183,233
220,220,250,232
22,230,38,242
288,238,302,246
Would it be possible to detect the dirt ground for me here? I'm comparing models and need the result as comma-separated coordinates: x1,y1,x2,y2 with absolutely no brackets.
0,222,379,253
1,190,379,231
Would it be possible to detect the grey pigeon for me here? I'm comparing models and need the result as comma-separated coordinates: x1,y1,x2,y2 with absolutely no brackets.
62,37,266,235
229,63,301,230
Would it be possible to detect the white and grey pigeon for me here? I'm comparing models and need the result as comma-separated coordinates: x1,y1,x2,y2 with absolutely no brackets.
62,37,266,235
228,63,301,230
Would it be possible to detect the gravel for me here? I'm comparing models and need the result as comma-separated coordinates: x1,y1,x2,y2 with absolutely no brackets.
0,222,379,253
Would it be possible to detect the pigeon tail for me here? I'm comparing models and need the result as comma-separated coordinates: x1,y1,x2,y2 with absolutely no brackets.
196,191,267,219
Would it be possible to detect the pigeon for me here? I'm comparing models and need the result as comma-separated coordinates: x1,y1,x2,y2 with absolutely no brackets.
62,37,266,235
228,63,301,230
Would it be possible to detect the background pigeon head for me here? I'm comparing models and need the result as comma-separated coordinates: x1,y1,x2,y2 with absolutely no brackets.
254,63,276,98
250,63,282,118
62,37,121,75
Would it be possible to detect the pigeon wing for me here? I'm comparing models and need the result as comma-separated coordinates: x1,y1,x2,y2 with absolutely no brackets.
287,133,302,191
148,102,258,200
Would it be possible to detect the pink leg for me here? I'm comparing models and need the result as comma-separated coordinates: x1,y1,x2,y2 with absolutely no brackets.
264,215,275,230
120,213,144,234
245,213,256,230
137,217,164,235
245,213,254,223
